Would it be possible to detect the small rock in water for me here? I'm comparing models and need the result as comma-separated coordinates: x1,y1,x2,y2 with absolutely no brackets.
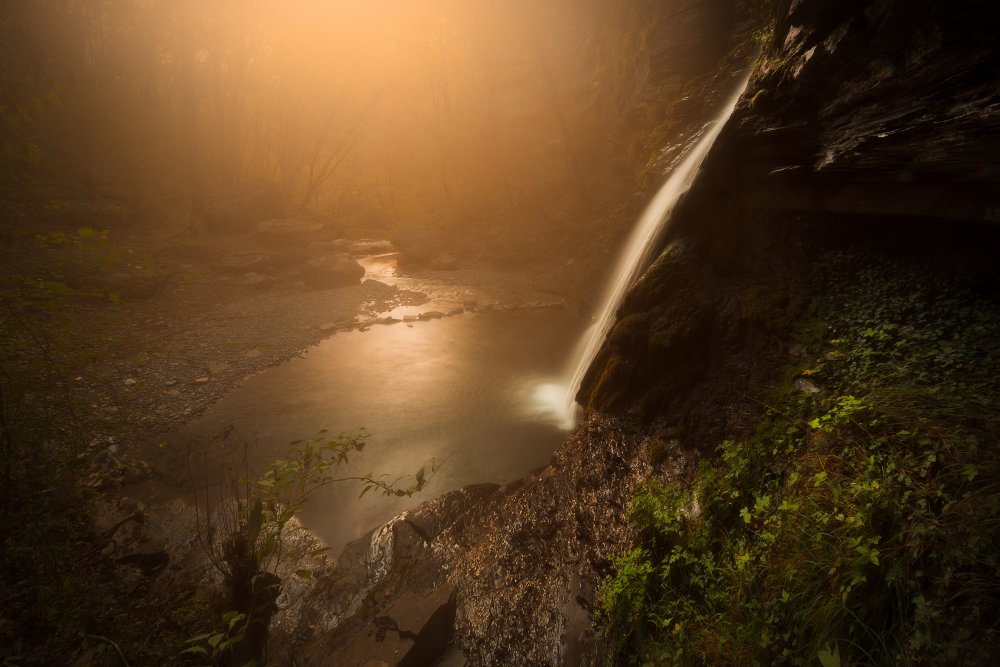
192,376,210,385
164,389,180,397
299,253,365,289
789,344,807,358
123,378,137,386
418,311,444,320
794,377,821,394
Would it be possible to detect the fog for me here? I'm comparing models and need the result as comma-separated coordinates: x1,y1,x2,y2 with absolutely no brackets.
12,0,643,252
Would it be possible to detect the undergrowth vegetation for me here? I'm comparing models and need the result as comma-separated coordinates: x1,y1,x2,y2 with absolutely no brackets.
0,317,207,665
600,254,1000,665
0,192,206,663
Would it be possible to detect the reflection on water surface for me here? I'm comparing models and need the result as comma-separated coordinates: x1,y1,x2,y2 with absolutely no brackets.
175,308,584,552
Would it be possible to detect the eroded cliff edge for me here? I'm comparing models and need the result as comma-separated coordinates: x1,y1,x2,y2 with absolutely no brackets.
282,1,1000,664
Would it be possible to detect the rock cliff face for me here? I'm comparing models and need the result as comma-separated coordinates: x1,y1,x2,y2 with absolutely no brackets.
585,0,1000,427
736,0,1000,223
283,1,1000,664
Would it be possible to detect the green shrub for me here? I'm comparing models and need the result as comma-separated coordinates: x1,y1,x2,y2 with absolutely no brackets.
600,256,1000,665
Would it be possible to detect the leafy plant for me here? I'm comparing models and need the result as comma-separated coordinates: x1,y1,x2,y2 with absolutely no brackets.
600,255,1000,665
182,611,249,665
190,428,433,665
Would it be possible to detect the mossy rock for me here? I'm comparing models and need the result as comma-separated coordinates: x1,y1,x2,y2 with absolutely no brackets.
585,239,723,416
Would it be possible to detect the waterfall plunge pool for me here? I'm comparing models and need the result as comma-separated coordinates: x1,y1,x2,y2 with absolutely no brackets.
156,306,586,553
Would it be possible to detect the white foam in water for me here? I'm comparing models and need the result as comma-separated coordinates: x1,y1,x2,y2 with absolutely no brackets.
527,382,581,430
531,71,755,430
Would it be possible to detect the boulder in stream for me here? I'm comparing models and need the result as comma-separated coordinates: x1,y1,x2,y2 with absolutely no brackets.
299,254,365,289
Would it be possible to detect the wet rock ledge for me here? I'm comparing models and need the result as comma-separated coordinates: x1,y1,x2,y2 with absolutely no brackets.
267,416,684,666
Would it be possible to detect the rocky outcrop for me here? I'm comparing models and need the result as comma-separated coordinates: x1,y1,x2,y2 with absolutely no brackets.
278,419,689,665
711,0,1000,225
391,227,454,269
300,254,366,289
272,484,499,665
587,0,1000,427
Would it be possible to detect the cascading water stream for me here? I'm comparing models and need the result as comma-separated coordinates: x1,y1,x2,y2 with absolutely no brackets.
532,72,753,430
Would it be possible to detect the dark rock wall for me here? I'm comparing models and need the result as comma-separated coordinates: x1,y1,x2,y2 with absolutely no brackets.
586,0,1000,433
731,0,1000,223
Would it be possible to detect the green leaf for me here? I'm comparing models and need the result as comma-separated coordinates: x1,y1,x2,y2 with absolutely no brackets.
225,611,246,631
220,637,241,652
817,644,841,667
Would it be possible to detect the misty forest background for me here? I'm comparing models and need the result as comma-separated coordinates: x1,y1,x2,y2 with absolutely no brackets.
1,0,709,258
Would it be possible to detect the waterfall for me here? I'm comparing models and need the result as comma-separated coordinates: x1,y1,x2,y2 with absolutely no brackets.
534,73,753,430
